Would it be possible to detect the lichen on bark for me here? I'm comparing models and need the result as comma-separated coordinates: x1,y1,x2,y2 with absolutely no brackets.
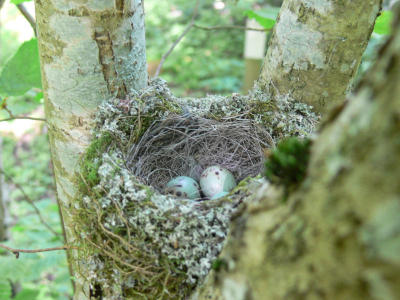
259,0,382,113
35,1,148,298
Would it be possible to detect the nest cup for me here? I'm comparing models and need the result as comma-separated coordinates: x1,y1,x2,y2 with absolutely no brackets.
127,114,274,193
74,79,318,298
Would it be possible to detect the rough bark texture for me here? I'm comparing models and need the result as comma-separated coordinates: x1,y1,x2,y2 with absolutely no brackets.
193,11,400,300
259,0,382,113
34,1,147,298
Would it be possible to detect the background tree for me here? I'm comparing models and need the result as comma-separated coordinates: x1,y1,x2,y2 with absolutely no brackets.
259,0,381,113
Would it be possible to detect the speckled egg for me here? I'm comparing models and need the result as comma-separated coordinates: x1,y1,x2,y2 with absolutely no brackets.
165,176,200,200
200,166,236,198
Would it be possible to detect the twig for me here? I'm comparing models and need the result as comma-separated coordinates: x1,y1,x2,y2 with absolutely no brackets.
194,24,268,32
0,169,61,238
0,243,77,259
154,0,200,77
16,4,36,36
0,98,46,122
0,116,46,122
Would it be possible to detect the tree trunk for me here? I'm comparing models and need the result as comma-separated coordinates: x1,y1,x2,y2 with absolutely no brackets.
194,10,400,300
259,0,382,113
34,1,148,298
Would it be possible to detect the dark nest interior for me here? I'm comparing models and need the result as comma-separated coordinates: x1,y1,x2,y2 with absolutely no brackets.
127,114,274,192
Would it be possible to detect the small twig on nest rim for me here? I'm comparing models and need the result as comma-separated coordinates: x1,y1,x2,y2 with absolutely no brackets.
0,244,77,259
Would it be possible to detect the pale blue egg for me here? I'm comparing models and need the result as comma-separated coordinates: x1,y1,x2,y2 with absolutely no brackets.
165,176,200,200
200,166,236,198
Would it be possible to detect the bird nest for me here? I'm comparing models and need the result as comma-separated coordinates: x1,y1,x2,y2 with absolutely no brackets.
73,79,318,299
127,115,273,192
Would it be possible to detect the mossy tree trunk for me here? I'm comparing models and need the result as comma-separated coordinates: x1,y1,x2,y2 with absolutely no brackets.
259,0,382,113
34,0,147,298
194,10,400,300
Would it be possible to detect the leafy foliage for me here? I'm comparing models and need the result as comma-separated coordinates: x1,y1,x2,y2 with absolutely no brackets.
1,135,71,299
145,0,265,95
265,137,311,193
0,39,42,96
0,279,12,299
10,0,33,4
243,8,279,30
373,10,393,35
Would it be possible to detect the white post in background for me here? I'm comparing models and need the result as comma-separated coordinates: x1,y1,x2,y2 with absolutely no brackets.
243,18,267,93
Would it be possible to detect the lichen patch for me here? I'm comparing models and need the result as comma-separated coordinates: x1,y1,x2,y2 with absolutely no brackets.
275,9,326,72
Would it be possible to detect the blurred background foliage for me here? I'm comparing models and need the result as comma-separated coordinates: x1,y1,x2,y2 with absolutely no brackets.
145,0,264,96
0,0,396,299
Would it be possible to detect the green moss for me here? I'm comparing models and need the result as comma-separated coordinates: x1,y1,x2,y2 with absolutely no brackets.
78,132,113,194
211,258,228,272
231,176,255,194
265,137,311,197
249,99,277,124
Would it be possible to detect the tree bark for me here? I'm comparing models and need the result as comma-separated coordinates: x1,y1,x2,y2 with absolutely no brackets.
34,1,147,298
259,0,382,113
194,10,400,300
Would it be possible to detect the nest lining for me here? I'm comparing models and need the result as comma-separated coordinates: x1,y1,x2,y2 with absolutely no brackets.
127,114,274,192
74,79,319,298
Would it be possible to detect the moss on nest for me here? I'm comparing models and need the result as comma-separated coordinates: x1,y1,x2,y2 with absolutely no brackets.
72,79,318,299
265,137,312,199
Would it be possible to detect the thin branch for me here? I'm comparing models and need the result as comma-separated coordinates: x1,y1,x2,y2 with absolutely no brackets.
0,99,46,122
0,169,61,238
0,0,6,11
0,243,77,258
193,24,268,32
154,0,200,77
0,116,46,122
16,4,36,36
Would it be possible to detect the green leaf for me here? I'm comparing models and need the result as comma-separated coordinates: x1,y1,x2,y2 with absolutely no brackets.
10,0,33,4
373,11,393,35
0,279,12,300
33,92,43,103
13,288,39,300
0,39,42,96
243,8,278,30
